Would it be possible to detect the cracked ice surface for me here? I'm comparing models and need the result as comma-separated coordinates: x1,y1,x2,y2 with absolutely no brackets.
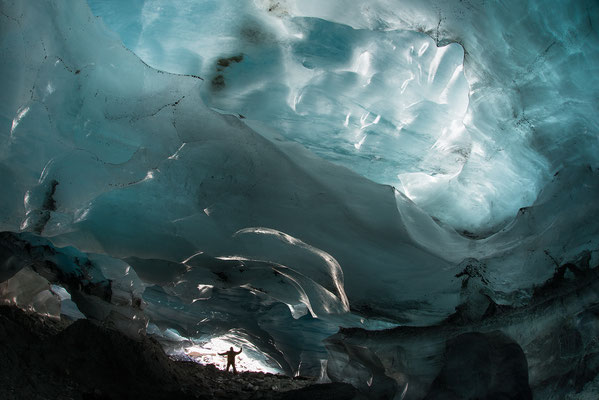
1,0,599,389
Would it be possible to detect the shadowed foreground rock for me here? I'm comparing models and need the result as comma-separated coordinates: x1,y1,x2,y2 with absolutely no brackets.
424,331,532,400
0,305,357,400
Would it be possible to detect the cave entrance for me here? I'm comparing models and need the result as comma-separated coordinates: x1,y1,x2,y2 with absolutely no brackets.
184,334,283,374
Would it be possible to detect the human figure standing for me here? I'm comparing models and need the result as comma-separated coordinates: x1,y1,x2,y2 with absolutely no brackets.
219,346,242,374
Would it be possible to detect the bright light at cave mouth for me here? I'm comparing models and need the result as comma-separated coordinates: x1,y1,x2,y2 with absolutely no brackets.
183,336,281,374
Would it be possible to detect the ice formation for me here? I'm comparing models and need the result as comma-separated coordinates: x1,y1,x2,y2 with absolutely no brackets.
0,0,598,398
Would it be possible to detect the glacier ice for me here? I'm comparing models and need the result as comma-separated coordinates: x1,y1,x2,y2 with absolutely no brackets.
1,0,598,397
86,0,598,235
325,264,599,399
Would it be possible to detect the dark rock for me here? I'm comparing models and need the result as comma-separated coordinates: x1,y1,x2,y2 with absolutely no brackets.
425,331,532,400
0,305,352,400
275,382,358,400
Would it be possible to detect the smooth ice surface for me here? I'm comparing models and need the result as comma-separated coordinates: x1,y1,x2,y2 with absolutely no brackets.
1,0,598,389
87,0,478,231
87,0,599,234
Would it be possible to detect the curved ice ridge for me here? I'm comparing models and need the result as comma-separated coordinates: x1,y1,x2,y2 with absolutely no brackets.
233,227,349,313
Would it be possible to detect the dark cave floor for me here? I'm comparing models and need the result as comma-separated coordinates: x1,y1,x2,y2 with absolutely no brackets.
0,305,358,400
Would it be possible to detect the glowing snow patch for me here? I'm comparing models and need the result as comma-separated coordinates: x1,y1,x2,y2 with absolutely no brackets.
184,335,281,374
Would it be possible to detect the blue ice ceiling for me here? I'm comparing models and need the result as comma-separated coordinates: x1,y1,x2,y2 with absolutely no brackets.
86,0,598,234
1,0,599,396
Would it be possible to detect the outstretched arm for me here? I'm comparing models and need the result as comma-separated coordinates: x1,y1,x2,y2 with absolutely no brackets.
236,347,243,355
218,352,227,356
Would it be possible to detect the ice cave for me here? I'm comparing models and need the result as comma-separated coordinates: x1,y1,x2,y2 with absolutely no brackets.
0,0,598,398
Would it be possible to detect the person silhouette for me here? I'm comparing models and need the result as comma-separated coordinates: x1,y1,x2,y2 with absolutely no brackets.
219,346,242,374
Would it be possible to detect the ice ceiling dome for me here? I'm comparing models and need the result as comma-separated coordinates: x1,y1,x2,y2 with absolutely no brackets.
86,0,596,234
1,0,599,396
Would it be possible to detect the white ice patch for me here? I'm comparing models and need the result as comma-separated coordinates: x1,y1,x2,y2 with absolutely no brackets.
10,106,30,137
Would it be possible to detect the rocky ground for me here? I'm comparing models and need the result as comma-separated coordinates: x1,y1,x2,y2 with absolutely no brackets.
0,305,358,400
